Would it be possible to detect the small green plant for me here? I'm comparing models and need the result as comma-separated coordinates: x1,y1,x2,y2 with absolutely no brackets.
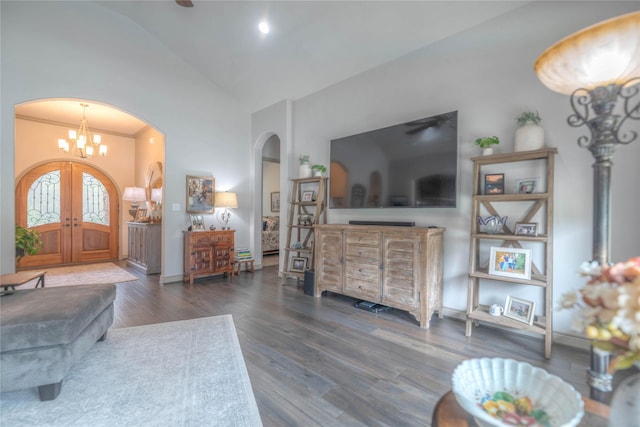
516,111,542,126
15,224,43,262
311,164,326,173
474,136,500,148
298,155,310,165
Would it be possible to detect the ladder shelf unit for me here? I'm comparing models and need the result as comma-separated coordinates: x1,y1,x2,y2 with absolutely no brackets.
282,176,328,280
466,147,557,359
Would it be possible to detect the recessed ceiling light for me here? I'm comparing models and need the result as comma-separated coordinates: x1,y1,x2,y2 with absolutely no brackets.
258,21,270,35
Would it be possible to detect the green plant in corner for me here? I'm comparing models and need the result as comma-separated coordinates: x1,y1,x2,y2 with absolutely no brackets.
311,164,326,174
516,111,542,126
474,136,500,148
298,155,310,165
15,224,43,263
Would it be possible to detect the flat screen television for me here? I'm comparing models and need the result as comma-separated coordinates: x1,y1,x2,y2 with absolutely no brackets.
329,110,458,209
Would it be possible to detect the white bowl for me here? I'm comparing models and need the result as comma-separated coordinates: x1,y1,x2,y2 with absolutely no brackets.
452,358,584,427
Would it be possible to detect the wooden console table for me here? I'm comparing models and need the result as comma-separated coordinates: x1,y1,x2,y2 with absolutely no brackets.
432,390,609,427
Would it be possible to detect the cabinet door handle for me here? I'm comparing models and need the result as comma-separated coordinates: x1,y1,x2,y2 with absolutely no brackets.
358,268,363,272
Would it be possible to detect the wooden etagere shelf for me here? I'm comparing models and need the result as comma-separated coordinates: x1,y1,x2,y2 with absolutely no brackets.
282,176,328,280
466,147,557,359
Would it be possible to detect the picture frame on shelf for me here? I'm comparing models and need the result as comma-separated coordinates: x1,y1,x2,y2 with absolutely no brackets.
515,222,538,236
134,209,147,222
515,177,539,194
488,246,532,280
484,173,505,194
190,214,205,231
302,190,314,202
504,296,536,325
270,191,280,212
186,175,215,214
291,257,307,272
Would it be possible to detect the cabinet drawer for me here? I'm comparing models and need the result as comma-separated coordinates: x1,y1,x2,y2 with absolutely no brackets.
192,234,212,245
344,277,380,300
345,231,380,246
213,233,233,243
345,262,380,282
345,245,380,263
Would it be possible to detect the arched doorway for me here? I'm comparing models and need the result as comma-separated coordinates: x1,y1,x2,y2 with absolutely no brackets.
15,161,119,268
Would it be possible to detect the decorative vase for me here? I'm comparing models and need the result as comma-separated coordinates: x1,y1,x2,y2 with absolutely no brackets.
481,147,495,156
313,170,323,177
608,372,640,427
514,123,545,152
299,163,311,178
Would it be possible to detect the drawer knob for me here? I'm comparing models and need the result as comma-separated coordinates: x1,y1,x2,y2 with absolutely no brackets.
358,268,363,272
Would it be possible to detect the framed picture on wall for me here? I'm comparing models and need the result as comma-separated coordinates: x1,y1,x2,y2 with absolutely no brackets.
271,192,280,212
186,175,215,214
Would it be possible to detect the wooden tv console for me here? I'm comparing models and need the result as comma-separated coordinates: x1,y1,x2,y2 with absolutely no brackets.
313,224,445,328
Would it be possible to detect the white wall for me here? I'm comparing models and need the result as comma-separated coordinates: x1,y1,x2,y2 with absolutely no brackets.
1,1,251,282
288,2,640,339
251,100,293,270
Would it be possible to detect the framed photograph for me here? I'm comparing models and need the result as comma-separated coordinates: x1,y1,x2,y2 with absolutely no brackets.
190,214,205,231
302,190,314,202
186,175,215,214
134,209,147,222
484,173,505,195
504,296,536,325
515,177,538,194
515,222,538,236
291,257,307,272
488,247,532,280
270,191,280,212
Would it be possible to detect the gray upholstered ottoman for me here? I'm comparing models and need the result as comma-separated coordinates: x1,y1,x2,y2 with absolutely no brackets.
0,283,116,400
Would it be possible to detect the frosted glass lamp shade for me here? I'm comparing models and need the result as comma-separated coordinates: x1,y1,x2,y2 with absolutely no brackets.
122,187,146,202
535,11,640,94
151,188,163,203
214,191,238,209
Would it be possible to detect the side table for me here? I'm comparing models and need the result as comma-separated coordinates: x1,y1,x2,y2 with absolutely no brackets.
236,259,254,275
432,391,610,427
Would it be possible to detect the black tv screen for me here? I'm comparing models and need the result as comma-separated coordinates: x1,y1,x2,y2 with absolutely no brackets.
330,110,458,209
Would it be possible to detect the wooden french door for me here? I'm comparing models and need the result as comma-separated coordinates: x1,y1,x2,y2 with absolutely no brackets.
15,161,119,268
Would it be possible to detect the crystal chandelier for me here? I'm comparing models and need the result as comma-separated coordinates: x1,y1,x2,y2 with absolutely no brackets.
57,103,107,159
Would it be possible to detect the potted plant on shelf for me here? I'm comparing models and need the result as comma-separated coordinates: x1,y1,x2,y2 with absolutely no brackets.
311,164,326,177
15,224,43,265
299,155,311,178
514,111,545,152
474,136,500,156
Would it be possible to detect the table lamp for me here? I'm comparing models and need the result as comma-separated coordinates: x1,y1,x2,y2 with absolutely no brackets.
122,187,147,220
214,191,238,230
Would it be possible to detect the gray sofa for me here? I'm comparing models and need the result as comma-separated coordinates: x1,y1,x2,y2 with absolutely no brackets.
0,283,116,400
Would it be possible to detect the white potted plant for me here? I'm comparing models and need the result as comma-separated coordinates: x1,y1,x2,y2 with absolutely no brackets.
514,111,545,152
311,164,326,177
474,136,500,156
299,155,311,178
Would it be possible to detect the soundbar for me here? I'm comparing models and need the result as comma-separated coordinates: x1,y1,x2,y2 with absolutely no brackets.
348,220,415,227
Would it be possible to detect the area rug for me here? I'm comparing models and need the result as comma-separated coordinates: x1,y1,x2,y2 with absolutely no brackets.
0,315,262,427
43,262,139,287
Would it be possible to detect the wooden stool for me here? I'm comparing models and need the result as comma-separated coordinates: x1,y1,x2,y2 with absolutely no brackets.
1,271,46,295
236,259,254,275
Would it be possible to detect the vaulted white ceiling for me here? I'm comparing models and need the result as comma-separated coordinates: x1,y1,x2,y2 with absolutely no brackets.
15,1,527,133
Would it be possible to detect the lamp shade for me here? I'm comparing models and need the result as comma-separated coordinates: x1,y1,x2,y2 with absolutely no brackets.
151,188,163,203
214,191,238,209
535,11,640,95
122,187,147,202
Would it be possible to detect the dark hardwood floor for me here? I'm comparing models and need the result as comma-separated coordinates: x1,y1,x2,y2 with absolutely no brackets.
113,261,608,426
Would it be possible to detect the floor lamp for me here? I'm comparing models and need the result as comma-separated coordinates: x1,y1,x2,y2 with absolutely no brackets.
535,11,640,402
